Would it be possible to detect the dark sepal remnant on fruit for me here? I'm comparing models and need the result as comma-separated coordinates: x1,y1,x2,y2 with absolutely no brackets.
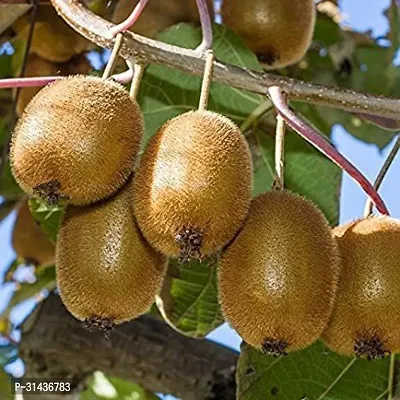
258,51,279,66
354,334,390,360
175,226,203,264
83,316,116,340
261,338,289,357
33,180,70,205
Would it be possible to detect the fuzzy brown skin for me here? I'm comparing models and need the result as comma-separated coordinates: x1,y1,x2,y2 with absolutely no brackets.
13,6,89,63
56,182,167,325
11,75,143,206
133,110,252,259
219,190,340,354
112,0,214,39
16,54,91,117
221,0,315,69
12,201,55,266
322,216,400,358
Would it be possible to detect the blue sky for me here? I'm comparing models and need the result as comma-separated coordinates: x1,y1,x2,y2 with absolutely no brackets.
0,0,399,372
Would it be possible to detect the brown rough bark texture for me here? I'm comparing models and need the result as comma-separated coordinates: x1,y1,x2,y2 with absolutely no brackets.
19,294,238,400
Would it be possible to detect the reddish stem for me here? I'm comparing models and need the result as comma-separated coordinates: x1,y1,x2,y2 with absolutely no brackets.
108,0,150,38
0,72,133,89
195,0,213,52
0,76,61,89
268,86,389,216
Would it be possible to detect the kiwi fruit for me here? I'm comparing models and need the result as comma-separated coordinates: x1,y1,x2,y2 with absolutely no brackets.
112,0,214,39
133,110,252,262
322,216,400,359
16,54,91,117
219,190,340,356
12,200,55,266
56,181,167,330
13,6,89,63
11,75,143,206
221,0,316,69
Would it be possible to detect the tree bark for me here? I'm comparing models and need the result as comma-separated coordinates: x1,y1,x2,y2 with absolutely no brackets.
19,294,238,400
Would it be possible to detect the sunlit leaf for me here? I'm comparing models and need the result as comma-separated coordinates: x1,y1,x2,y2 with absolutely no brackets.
156,257,223,338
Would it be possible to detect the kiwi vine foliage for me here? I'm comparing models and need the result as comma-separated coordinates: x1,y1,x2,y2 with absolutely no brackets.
0,1,400,399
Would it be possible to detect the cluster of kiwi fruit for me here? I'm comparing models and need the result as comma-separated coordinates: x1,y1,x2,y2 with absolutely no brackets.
219,191,400,360
9,67,253,332
8,2,399,360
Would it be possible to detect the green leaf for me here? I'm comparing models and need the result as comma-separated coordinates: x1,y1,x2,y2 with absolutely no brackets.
81,371,159,400
237,341,400,400
1,259,20,283
0,162,23,199
0,369,13,400
314,13,342,47
385,0,400,60
139,22,263,144
0,199,16,224
0,266,56,320
156,257,223,338
0,342,18,368
28,197,64,244
0,52,13,78
252,128,341,226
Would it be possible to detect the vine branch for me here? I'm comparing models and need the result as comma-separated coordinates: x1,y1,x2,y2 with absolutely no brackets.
34,0,400,121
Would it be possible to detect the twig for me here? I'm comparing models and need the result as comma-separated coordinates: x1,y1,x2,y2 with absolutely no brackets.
108,0,149,38
44,0,400,121
240,99,274,133
364,135,400,217
198,50,214,111
102,33,123,79
195,0,213,53
268,86,389,216
0,76,61,88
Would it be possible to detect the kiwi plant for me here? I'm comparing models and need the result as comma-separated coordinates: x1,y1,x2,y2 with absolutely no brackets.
133,109,252,262
12,200,55,267
11,75,143,206
219,190,340,356
322,216,400,359
13,6,88,63
5,0,399,373
56,181,167,331
221,0,316,69
112,0,214,38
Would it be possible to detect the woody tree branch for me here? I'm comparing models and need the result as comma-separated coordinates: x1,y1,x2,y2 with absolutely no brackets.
19,294,238,400
43,0,400,121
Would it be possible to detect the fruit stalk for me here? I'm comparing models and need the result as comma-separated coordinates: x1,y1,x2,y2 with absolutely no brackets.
268,86,389,215
195,0,213,52
274,94,287,190
129,62,146,99
108,0,150,38
198,49,214,111
102,33,123,79
364,134,400,217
